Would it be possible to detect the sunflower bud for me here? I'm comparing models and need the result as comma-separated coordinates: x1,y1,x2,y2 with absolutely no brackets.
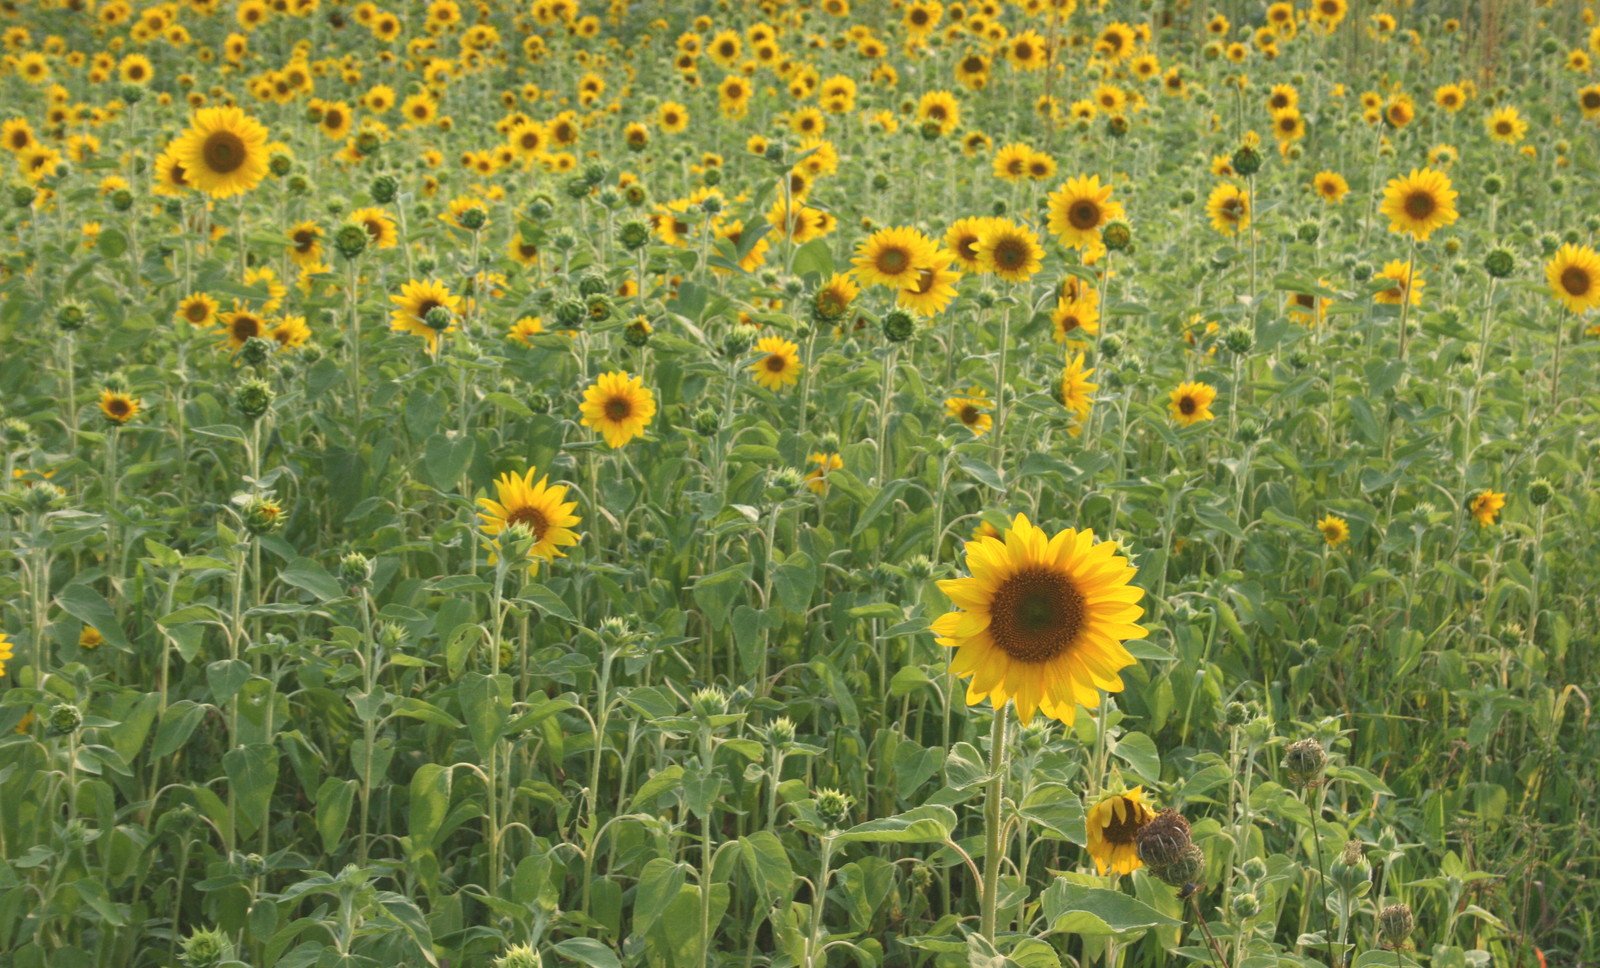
692,407,720,437
1481,174,1503,197
624,316,653,347
586,294,613,323
110,188,134,211
1230,892,1261,920
689,686,727,719
179,926,234,967
553,297,585,329
459,206,487,231
1241,856,1268,882
882,309,916,343
1528,478,1553,507
1483,247,1514,279
493,943,543,968
814,787,853,829
370,174,398,204
1224,324,1253,354
619,220,650,251
563,175,592,200
1231,144,1263,176
423,306,453,332
239,336,273,367
340,551,373,587
766,716,797,747
242,496,286,535
57,299,88,332
1283,737,1328,786
1102,219,1132,252
334,224,367,260
47,703,83,736
233,379,274,420
526,195,555,221
1378,903,1414,948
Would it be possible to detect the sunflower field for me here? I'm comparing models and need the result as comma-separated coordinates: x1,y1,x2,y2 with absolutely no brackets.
1,0,1598,965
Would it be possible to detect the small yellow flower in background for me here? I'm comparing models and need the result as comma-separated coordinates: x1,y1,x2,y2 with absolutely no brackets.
1168,381,1217,427
580,371,657,448
79,626,105,650
1205,182,1250,235
1046,175,1124,251
1374,260,1425,306
1087,788,1157,875
388,279,460,353
507,316,545,346
749,336,801,392
804,452,843,494
945,388,992,436
1470,490,1506,527
0,631,14,678
100,389,141,426
1318,514,1350,547
1485,106,1528,144
1061,353,1098,424
1380,168,1458,242
1312,170,1348,204
475,466,581,571
176,293,219,328
1545,243,1600,314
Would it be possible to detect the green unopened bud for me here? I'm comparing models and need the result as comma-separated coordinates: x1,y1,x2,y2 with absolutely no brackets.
1230,892,1260,920
1483,247,1514,279
814,787,853,829
554,297,586,329
619,220,650,251
624,315,653,346
239,336,273,367
1102,219,1132,252
47,703,83,736
110,188,134,211
339,551,373,586
1528,478,1553,506
179,926,235,967
881,309,916,342
233,379,274,420
692,406,720,436
242,496,286,535
459,206,487,231
57,299,88,332
493,943,543,968
1231,144,1263,177
370,174,398,204
424,305,454,331
689,685,727,719
334,224,368,259
1224,323,1253,354
766,716,797,747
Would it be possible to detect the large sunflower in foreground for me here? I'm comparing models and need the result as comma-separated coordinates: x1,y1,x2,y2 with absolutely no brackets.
931,513,1147,723
476,465,581,571
1545,243,1600,314
1379,168,1458,242
169,106,270,198
1087,788,1157,875
852,226,937,289
580,371,656,448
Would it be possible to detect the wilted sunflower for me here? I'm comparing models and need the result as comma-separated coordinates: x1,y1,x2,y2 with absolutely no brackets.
99,389,141,425
1047,175,1124,250
1087,788,1157,875
170,106,270,198
388,279,461,352
580,371,656,448
750,336,802,391
1317,514,1350,547
1545,243,1600,314
853,226,937,289
931,512,1147,722
1470,490,1506,527
1380,168,1458,241
476,466,581,571
1169,381,1217,426
945,389,992,436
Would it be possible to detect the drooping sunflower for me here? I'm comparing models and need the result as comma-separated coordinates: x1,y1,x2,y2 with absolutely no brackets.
1374,260,1425,306
852,226,937,289
930,512,1147,722
1205,182,1250,236
176,292,219,328
750,336,802,391
1086,788,1157,875
99,389,141,425
580,371,657,448
1047,175,1124,250
169,106,270,198
1545,243,1600,314
973,219,1043,282
475,465,581,571
1168,382,1217,427
1470,490,1506,527
945,388,992,436
388,279,461,352
1317,514,1350,547
1379,168,1458,242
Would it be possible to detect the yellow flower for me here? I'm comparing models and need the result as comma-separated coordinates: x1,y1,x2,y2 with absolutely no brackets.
1374,260,1425,306
750,336,802,391
176,292,219,328
1486,106,1528,144
580,371,657,448
931,512,1147,723
1205,182,1250,236
945,389,992,437
270,315,311,350
507,316,545,345
972,219,1043,282
388,279,461,352
1168,382,1217,427
169,106,270,198
897,248,961,317
79,626,105,650
853,226,937,289
1545,243,1600,314
475,465,581,571
1317,514,1350,547
804,452,843,493
1087,788,1157,875
0,631,12,678
99,389,141,426
1061,353,1098,422
1470,490,1506,527
1052,296,1100,342
1379,168,1458,242
1047,175,1124,251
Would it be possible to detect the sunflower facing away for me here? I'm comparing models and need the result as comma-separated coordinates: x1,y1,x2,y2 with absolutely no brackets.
750,336,802,391
580,371,657,448
169,106,270,198
1087,788,1157,875
99,389,141,426
1379,168,1458,241
1169,382,1217,427
1545,243,1600,314
476,465,581,571
931,512,1148,723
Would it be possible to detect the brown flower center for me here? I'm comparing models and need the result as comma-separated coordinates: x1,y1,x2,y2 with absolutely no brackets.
504,505,548,541
987,567,1085,663
1402,189,1436,220
764,354,788,373
1179,396,1197,415
876,246,910,274
993,237,1027,270
1562,266,1591,297
1068,199,1100,230
231,314,262,340
604,396,632,421
202,130,246,174
1102,797,1146,845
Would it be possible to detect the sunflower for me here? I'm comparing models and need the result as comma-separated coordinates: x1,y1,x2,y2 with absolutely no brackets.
176,292,219,328
580,371,657,448
804,452,844,494
1060,353,1098,422
219,308,268,349
1380,168,1458,241
813,273,860,322
898,249,961,317
1317,514,1350,547
475,465,581,571
1168,381,1217,426
1047,175,1124,250
1470,490,1506,527
1205,182,1250,236
388,279,461,352
1286,282,1333,327
350,207,399,249
170,106,270,198
1374,260,1424,306
507,315,546,345
992,142,1033,181
853,226,937,289
270,315,311,350
945,216,994,271
973,220,1043,282
931,512,1147,722
917,90,961,136
945,388,992,436
1087,788,1157,875
99,389,141,425
287,221,323,266
79,626,104,650
1486,106,1528,144
1545,243,1600,314
1051,297,1100,342
750,336,802,391
1434,83,1467,112
0,631,11,678
1579,85,1600,120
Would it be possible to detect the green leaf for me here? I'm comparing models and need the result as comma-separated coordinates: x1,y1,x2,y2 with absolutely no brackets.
631,858,687,940
422,432,475,490
152,701,207,758
459,673,507,759
316,778,357,855
1111,732,1161,783
836,805,957,845
223,743,279,835
550,937,622,968
1040,881,1181,937
790,239,834,279
517,582,576,623
409,763,451,852
278,557,345,603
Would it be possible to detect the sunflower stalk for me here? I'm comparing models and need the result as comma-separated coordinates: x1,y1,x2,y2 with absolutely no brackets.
979,703,1009,941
